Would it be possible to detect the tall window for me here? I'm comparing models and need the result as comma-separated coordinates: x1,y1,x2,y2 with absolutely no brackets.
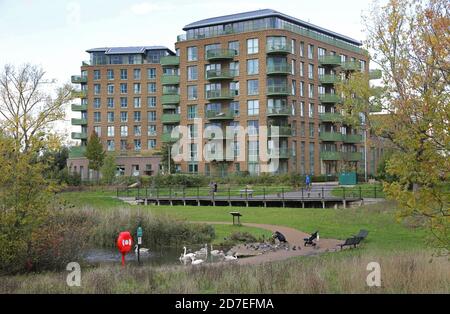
187,47,198,61
248,140,259,162
187,66,198,80
308,83,315,98
309,103,314,118
309,143,315,175
247,80,259,95
134,125,141,136
247,59,259,75
107,98,114,108
300,101,305,117
147,82,156,93
133,69,141,80
299,62,304,77
187,85,198,100
300,81,304,97
120,125,128,137
93,70,100,80
148,139,156,149
107,69,114,80
228,41,240,55
309,123,315,138
147,96,156,108
148,125,156,136
94,84,100,95
308,64,314,79
247,38,259,54
247,120,259,135
299,42,304,57
93,98,100,109
247,100,259,115
107,140,115,151
134,139,141,151
148,111,156,122
107,112,114,123
147,68,156,79
134,111,141,122
230,61,239,76
107,126,114,137
120,112,128,123
120,69,127,80
120,83,127,94
133,83,141,94
308,44,314,59
107,84,114,94
93,112,101,123
120,97,127,108
187,105,197,119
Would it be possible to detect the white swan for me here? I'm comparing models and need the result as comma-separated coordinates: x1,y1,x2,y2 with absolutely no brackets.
190,255,204,265
194,244,208,257
224,253,238,261
210,244,223,256
179,246,195,261
134,245,149,254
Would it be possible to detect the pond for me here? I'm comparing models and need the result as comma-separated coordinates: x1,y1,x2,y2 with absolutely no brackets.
83,244,230,267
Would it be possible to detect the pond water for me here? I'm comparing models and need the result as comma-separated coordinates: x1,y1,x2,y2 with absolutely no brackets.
84,244,229,267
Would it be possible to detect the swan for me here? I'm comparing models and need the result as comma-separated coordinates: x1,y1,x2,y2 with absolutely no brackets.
190,255,204,265
134,245,150,254
224,253,238,261
194,244,208,257
180,246,195,261
210,244,223,256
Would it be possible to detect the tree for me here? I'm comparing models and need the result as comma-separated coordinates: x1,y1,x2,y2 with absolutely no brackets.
336,0,449,250
160,143,175,174
101,154,117,185
85,132,105,182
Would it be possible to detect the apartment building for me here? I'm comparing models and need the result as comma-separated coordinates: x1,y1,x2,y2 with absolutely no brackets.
69,9,382,179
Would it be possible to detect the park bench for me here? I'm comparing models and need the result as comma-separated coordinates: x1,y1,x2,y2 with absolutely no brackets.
304,231,319,246
337,230,369,250
353,229,369,240
239,189,254,198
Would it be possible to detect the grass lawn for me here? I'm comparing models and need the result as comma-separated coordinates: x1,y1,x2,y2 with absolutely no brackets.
60,190,427,251
331,184,385,198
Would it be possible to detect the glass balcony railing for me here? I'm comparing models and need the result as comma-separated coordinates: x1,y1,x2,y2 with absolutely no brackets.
319,93,341,103
319,74,339,84
342,61,361,71
266,107,290,117
266,63,291,75
161,132,181,143
71,90,87,98
205,110,235,120
161,94,180,104
319,112,342,123
343,152,363,161
71,104,87,111
343,134,363,143
268,126,291,137
161,75,180,85
206,69,236,80
266,43,292,54
161,114,181,124
71,75,87,83
160,56,180,66
206,49,237,60
319,55,342,66
267,84,290,96
162,86,179,95
71,118,87,125
269,148,290,159
320,151,342,161
71,132,88,140
319,132,343,141
206,89,236,100
68,146,86,158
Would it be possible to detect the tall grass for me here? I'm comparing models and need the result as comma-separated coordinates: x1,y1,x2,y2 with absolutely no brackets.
1,250,447,293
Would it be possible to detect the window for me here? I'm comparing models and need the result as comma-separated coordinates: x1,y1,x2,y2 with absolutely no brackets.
134,111,141,122
300,101,305,117
94,84,100,95
120,140,127,151
309,123,315,138
120,69,127,80
308,64,314,79
120,125,128,137
247,120,259,135
107,112,114,123
93,98,100,109
133,83,141,94
248,140,259,162
119,98,128,109
300,62,304,77
189,143,198,161
107,126,114,137
230,101,240,116
247,38,258,54
247,59,259,75
188,124,198,138
134,140,141,151
247,80,259,95
107,98,114,108
133,69,141,80
187,66,198,80
318,47,326,57
291,39,296,54
147,96,156,108
93,70,100,80
107,84,114,94
187,105,197,119
300,81,304,97
187,46,198,61
120,112,128,123
300,42,304,57
147,82,156,93
247,100,259,115
133,97,141,108
107,69,114,80
291,59,295,75
93,112,101,123
107,140,115,151
94,126,101,136
309,84,315,98
187,85,198,100
188,163,198,174
148,139,156,149
148,125,156,136
230,81,239,95
228,41,239,55
230,61,239,76
309,103,314,118
309,143,315,175
120,83,127,94
134,125,141,136
148,111,156,122
308,44,314,59
147,68,156,79
292,80,296,96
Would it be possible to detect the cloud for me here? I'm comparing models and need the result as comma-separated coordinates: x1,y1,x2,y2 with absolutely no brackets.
130,2,161,15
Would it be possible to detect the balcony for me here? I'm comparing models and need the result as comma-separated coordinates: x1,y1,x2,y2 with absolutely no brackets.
71,118,87,125
161,132,181,143
268,126,291,137
71,75,87,83
320,132,343,141
319,74,339,85
161,114,181,124
270,148,290,159
160,56,180,66
319,112,342,123
161,94,180,104
71,104,87,111
266,43,292,54
267,84,290,96
369,69,382,80
162,86,179,95
319,55,342,67
68,146,86,158
266,63,291,75
206,49,237,61
342,61,361,71
71,90,87,98
162,104,178,110
320,151,342,161
206,110,235,121
266,107,290,117
71,132,88,140
161,75,180,85
343,152,363,161
206,132,235,140
206,90,236,100
319,93,341,103
206,69,236,81
343,134,363,143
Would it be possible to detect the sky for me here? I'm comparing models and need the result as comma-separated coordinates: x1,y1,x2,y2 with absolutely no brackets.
0,0,380,141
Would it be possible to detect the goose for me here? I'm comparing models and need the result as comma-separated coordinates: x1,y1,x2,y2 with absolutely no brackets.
224,253,238,261
210,244,223,256
190,255,204,265
180,246,195,261
134,245,150,254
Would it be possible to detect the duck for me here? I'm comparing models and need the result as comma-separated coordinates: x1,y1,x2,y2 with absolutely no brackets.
210,244,224,256
190,255,204,265
134,245,150,254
